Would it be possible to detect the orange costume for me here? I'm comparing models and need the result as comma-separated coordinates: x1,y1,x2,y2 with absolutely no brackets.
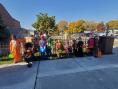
10,39,22,63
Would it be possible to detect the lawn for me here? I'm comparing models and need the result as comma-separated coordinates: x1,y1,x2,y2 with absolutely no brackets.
0,59,13,65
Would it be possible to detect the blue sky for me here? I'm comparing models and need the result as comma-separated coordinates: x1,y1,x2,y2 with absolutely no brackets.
0,0,118,29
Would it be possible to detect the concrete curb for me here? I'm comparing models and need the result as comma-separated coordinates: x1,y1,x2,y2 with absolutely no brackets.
0,62,27,68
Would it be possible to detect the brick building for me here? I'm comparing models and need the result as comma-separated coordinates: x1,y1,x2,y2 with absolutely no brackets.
0,3,30,40
0,3,31,59
0,3,21,29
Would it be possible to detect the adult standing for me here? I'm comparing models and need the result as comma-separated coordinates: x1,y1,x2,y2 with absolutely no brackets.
64,40,69,57
15,39,22,62
20,42,24,57
72,40,78,56
55,40,61,58
88,36,95,56
9,35,22,63
77,37,84,57
39,37,47,56
9,35,17,63
46,39,52,57
93,36,99,56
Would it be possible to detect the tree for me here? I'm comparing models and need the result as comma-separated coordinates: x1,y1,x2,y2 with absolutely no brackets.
57,20,68,34
68,22,75,34
32,13,56,34
75,20,85,32
83,21,98,32
96,22,106,32
107,20,118,30
68,20,85,34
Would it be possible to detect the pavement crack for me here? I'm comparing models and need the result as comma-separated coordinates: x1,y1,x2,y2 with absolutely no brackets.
34,61,40,89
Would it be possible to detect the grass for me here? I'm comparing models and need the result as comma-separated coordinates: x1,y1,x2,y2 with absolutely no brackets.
0,59,13,65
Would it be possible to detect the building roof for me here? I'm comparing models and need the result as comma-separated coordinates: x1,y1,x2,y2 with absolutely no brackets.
0,3,21,28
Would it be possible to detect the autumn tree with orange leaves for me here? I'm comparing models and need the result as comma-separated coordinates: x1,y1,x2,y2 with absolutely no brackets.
68,20,85,34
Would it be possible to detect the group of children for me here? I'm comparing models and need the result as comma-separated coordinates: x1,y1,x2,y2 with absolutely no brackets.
9,33,102,67
54,36,102,58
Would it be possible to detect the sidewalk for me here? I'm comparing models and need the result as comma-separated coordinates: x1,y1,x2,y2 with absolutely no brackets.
0,47,118,89
36,48,118,89
0,62,39,89
38,54,118,77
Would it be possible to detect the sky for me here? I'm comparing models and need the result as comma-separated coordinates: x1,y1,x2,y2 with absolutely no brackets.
0,0,118,29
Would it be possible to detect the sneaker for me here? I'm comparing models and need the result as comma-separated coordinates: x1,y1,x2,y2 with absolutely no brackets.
27,62,32,68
